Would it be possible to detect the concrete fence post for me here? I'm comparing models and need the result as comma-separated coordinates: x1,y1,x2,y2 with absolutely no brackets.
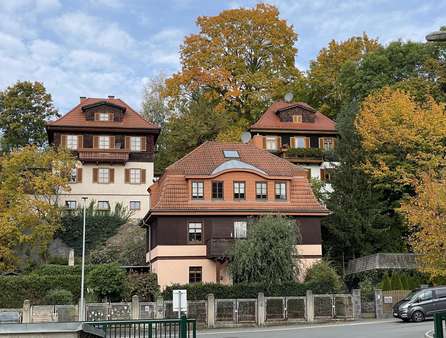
155,296,164,319
375,289,384,319
207,293,215,328
352,289,361,319
306,290,314,322
257,293,265,326
131,295,140,320
22,300,31,323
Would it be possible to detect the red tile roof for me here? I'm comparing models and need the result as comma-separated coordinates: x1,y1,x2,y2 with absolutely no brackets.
250,101,336,132
148,142,329,216
47,97,159,130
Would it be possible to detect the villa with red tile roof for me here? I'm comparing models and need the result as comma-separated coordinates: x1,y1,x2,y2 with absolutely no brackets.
140,141,329,289
46,96,160,218
250,101,338,189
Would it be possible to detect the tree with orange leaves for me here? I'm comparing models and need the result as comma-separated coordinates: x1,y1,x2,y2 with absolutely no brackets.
163,4,301,140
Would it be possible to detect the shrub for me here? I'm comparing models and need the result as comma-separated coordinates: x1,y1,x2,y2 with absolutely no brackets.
44,289,73,305
125,273,160,301
390,273,403,290
304,261,344,294
382,273,391,291
286,147,323,158
87,263,126,301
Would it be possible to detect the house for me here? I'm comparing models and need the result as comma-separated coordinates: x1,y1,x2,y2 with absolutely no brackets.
140,141,329,289
46,96,160,218
249,101,338,189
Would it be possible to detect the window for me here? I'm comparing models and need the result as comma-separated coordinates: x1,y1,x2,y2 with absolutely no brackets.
212,181,224,199
223,150,239,158
97,201,110,210
129,201,141,210
192,181,204,199
189,267,202,284
65,200,77,209
292,136,306,148
322,137,335,151
66,135,78,150
188,222,203,242
130,137,142,151
320,168,333,183
256,182,267,200
437,289,446,299
99,136,110,149
98,112,110,121
275,182,287,200
234,221,247,238
69,168,77,183
419,290,433,302
233,181,245,200
292,115,303,123
98,168,110,184
265,136,278,151
130,168,141,184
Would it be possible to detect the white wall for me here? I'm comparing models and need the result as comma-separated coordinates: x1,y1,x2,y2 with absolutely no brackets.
59,161,154,219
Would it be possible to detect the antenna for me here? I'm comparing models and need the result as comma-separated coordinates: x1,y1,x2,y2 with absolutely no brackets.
284,92,293,103
241,132,252,144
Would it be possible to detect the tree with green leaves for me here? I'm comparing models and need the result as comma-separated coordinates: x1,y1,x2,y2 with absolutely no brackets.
0,81,59,151
229,215,299,287
87,263,127,301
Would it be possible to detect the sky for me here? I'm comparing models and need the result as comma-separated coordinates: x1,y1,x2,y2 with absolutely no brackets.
0,0,445,114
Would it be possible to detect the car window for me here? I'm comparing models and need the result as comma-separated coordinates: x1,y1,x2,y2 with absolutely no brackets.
436,289,446,299
419,290,433,301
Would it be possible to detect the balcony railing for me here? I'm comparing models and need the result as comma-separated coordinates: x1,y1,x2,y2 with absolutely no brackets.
206,238,234,259
283,147,337,162
78,148,130,163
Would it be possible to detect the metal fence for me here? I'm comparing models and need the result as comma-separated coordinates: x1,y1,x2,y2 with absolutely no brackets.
313,294,353,319
265,297,307,322
86,302,131,321
215,299,257,324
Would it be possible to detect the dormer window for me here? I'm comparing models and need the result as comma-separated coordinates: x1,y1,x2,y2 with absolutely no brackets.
292,115,303,123
97,112,111,121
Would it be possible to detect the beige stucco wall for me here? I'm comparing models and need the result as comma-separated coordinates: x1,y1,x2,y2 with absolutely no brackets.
296,244,322,256
148,245,207,261
59,161,153,219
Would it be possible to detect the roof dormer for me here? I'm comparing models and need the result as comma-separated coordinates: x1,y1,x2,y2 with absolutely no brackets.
276,103,316,123
81,101,127,122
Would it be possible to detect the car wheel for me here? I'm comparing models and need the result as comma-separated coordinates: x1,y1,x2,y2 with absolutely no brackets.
411,311,425,322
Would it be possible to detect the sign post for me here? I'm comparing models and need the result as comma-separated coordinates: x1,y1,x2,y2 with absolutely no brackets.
173,289,187,319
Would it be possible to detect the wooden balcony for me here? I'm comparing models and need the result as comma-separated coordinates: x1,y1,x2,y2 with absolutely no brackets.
206,238,234,260
282,147,337,164
78,148,130,163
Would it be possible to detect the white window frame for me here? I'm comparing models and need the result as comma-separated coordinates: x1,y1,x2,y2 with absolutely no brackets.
294,136,306,148
129,168,141,184
192,181,204,199
234,221,247,239
129,201,141,210
98,168,110,184
292,115,302,123
265,136,278,151
323,137,335,151
97,201,110,210
65,200,77,209
188,222,203,242
233,181,246,200
66,135,78,150
256,182,267,200
275,182,287,200
69,168,77,183
98,136,110,149
98,112,110,121
130,136,142,151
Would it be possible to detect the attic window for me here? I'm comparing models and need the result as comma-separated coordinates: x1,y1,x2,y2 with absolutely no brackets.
223,150,239,158
292,115,302,123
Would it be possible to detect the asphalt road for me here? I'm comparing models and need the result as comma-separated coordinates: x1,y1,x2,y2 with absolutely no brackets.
197,319,432,338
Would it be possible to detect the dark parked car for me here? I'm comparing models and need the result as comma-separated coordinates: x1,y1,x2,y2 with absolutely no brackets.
393,286,446,322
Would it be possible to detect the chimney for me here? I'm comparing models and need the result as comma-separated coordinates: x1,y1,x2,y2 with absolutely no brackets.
80,96,87,102
108,95,115,99
251,134,265,149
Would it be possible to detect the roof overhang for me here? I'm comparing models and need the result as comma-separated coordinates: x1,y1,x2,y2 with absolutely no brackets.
250,128,338,135
81,101,126,112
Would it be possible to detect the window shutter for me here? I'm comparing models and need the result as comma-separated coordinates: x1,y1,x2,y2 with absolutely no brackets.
276,136,282,149
109,168,114,183
290,137,295,148
305,137,310,148
77,135,83,149
141,137,147,151
141,169,146,184
306,169,311,181
262,136,266,149
320,168,325,181
125,169,130,183
93,136,99,149
61,135,67,147
76,168,83,183
109,136,115,149
125,136,130,150
333,138,337,149
319,137,324,149
92,168,98,183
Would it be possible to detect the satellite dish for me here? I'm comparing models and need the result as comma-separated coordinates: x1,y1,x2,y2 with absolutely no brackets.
241,132,252,144
284,92,293,103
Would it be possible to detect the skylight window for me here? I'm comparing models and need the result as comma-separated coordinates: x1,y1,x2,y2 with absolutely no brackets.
223,150,239,158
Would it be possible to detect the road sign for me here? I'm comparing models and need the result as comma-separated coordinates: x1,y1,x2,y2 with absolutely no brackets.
173,289,187,318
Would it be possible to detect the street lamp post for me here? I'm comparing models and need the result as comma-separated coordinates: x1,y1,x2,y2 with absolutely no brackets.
79,196,88,321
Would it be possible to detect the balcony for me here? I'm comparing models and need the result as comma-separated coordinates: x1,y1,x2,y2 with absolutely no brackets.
78,148,130,163
283,147,337,163
206,238,234,260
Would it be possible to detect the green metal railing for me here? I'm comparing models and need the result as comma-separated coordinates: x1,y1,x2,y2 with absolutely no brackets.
434,312,446,338
85,316,196,338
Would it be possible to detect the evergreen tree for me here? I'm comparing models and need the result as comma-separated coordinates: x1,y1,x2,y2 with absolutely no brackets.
382,273,392,291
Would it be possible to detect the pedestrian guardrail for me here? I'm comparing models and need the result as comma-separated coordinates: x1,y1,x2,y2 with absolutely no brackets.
86,316,196,338
434,312,446,338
